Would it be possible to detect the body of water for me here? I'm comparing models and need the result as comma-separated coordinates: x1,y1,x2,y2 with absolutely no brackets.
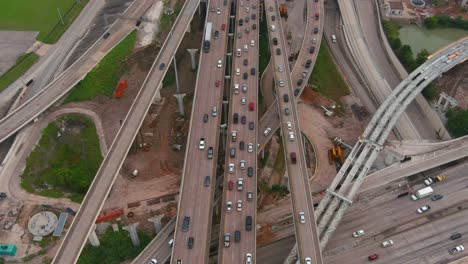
398,25,467,57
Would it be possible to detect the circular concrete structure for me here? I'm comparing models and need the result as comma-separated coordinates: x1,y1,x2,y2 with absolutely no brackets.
411,0,425,7
28,211,58,236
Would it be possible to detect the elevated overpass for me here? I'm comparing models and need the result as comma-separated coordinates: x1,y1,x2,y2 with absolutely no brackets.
314,37,467,247
0,0,155,144
264,0,323,263
257,0,324,150
52,0,202,262
170,1,231,263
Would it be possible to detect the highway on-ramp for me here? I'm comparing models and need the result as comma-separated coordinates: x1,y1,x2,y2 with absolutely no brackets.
52,0,200,262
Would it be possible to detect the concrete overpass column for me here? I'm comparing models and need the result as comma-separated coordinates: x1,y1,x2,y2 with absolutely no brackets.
154,83,163,103
174,94,186,115
123,222,140,247
88,226,100,247
437,95,444,105
187,49,198,70
148,214,165,234
173,57,180,94
443,100,450,111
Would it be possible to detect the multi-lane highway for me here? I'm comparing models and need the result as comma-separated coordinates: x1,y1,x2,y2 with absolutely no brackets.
315,37,468,247
257,0,324,149
132,218,176,264
0,0,155,144
52,0,201,262
217,0,259,262
170,1,230,263
264,0,323,262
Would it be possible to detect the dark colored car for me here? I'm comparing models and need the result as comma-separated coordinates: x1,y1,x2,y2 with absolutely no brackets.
204,176,211,187
273,37,278,45
283,94,289,102
182,216,190,232
294,89,300,96
187,237,194,249
235,230,241,242
451,233,462,240
243,59,248,66
207,147,214,159
276,48,281,55
66,207,76,216
249,122,254,130
368,254,378,261
214,30,219,39
239,19,243,26
247,167,253,177
284,108,290,116
305,59,312,68
431,194,443,201
228,180,234,190
313,27,319,34
245,216,252,231
233,113,239,124
252,13,256,20
309,46,315,54
252,23,257,30
239,141,245,150
245,16,250,22
271,15,276,21
103,32,110,39
250,68,256,75
243,72,248,80
159,63,165,70
224,0,227,6
297,79,303,86
203,114,209,123
136,18,142,27
241,115,247,124
315,13,319,20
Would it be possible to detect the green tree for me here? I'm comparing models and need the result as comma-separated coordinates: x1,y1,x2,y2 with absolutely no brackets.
421,83,438,101
424,17,438,29
447,108,468,137
397,45,416,71
416,49,430,66
389,37,402,50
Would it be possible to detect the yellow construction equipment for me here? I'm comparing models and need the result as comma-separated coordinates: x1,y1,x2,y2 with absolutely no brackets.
328,145,344,165
279,4,288,18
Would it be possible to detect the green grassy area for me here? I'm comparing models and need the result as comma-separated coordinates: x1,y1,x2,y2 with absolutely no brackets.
308,41,349,103
162,62,175,88
0,52,39,92
0,0,89,44
272,142,285,176
78,228,152,264
64,31,137,103
21,114,102,203
160,0,184,32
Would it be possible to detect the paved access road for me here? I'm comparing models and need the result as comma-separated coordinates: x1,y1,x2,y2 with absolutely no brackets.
52,0,199,262
0,0,155,144
257,0,324,149
324,163,468,264
170,1,230,263
264,0,322,262
217,0,259,262
132,219,175,264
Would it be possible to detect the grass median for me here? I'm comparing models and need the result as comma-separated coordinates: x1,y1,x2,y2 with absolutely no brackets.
64,30,137,103
0,52,39,92
0,0,90,44
21,114,102,203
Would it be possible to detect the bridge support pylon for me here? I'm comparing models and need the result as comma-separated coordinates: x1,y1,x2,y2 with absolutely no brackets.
123,222,141,247
88,225,100,247
148,214,165,234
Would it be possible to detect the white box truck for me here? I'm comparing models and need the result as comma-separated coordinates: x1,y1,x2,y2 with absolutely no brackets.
411,186,434,200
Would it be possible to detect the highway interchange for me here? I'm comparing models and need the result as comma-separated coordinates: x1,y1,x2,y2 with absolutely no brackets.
0,0,467,263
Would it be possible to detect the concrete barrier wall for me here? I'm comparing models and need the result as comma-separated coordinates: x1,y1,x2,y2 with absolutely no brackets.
373,0,451,140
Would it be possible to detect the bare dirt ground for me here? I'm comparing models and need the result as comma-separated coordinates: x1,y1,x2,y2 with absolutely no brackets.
436,62,468,108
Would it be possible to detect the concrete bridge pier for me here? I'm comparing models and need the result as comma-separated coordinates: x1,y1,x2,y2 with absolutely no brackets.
174,94,186,115
88,225,100,247
187,49,198,70
148,214,165,234
123,222,140,247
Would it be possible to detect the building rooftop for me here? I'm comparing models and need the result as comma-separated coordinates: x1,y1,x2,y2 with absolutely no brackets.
389,1,404,10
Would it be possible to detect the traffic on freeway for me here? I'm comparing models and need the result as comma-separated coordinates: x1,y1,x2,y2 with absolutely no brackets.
217,0,259,262
170,1,231,263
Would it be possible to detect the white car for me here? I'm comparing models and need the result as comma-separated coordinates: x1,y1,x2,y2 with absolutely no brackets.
240,160,246,170
305,258,311,264
149,259,158,264
245,6,250,12
279,79,284,87
278,65,284,72
288,132,295,141
381,240,394,248
199,137,206,149
227,201,232,212
236,68,240,75
217,59,222,68
229,163,235,174
246,253,252,264
417,205,431,214
234,83,240,94
352,230,365,237
312,38,317,44
240,1,244,6
286,122,292,130
242,84,248,93
263,127,272,136
299,212,305,224
237,178,244,191
216,7,220,14
450,245,465,255
237,200,243,211
247,143,254,153
302,71,307,78
241,97,247,105
250,40,255,46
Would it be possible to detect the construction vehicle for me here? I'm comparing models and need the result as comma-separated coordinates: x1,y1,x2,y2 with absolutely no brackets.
328,144,344,165
279,4,288,18
424,175,446,186
321,105,334,117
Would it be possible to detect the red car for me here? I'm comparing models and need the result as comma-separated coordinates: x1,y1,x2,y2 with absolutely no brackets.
228,180,233,190
249,102,254,111
368,254,379,261
315,13,319,20
215,80,220,87
221,24,226,31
